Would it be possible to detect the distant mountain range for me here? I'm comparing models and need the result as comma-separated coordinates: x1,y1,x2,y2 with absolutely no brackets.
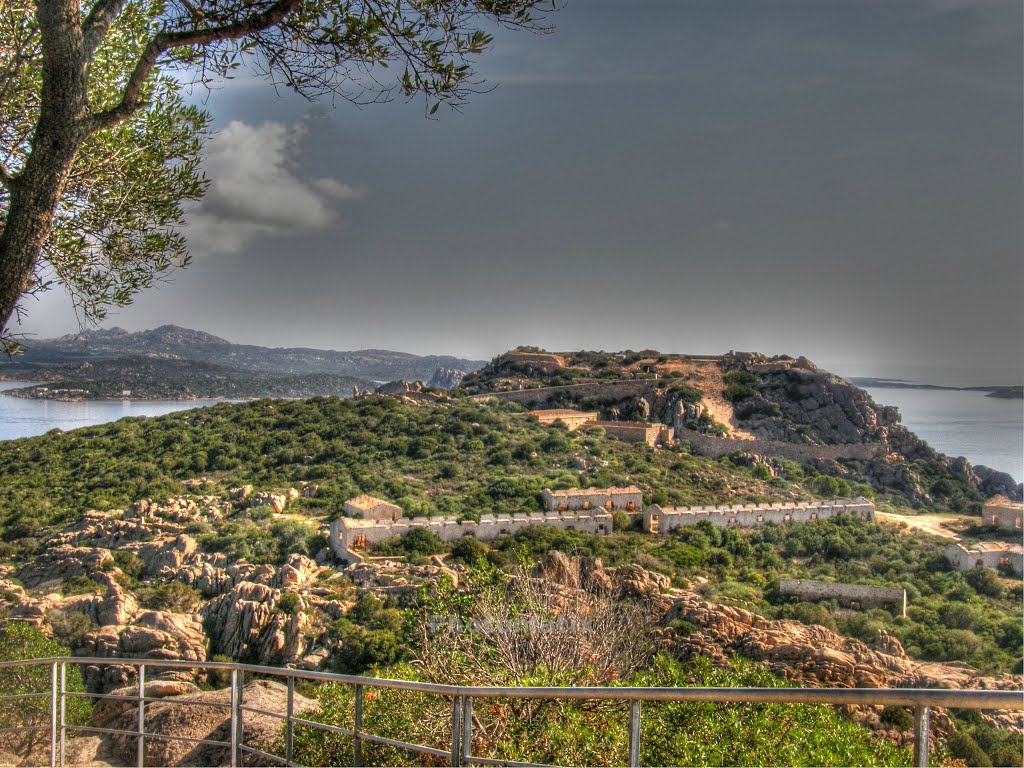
0,325,488,400
851,377,1023,399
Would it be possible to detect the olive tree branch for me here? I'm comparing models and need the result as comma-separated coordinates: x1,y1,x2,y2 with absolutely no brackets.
81,0,130,57
88,0,302,132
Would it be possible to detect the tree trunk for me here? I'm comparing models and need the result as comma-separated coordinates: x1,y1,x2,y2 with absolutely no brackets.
0,0,89,337
0,136,81,333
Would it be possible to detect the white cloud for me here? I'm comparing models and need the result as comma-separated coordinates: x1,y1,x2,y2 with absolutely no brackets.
186,120,364,255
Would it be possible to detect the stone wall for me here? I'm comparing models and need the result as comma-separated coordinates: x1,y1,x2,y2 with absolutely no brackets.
779,578,906,616
471,379,656,406
541,487,643,512
591,421,672,447
674,427,884,463
331,510,614,562
643,498,875,534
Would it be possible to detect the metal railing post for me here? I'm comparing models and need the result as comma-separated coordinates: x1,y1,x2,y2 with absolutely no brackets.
229,669,240,768
628,700,641,768
461,697,472,764
913,705,930,768
49,662,57,768
353,684,363,768
137,664,146,768
285,675,295,765
59,662,66,768
450,695,463,767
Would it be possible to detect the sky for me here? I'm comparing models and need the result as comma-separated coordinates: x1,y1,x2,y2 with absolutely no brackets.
17,0,1024,385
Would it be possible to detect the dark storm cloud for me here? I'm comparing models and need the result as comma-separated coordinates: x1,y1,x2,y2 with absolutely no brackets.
23,0,1023,384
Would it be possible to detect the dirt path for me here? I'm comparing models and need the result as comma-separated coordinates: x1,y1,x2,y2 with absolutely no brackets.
874,511,974,540
696,362,757,440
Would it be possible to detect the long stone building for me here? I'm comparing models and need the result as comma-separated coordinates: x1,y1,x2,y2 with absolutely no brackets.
643,498,875,533
779,578,907,616
331,504,614,561
541,486,643,513
526,409,599,430
330,492,877,562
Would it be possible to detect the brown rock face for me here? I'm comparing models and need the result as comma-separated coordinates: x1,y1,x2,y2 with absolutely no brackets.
104,679,317,767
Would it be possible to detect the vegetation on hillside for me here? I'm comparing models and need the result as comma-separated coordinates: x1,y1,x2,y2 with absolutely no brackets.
0,396,807,547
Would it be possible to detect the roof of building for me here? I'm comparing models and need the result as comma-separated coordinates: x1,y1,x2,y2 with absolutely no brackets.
984,495,1023,510
527,409,598,419
544,486,642,497
345,495,396,511
955,542,1024,554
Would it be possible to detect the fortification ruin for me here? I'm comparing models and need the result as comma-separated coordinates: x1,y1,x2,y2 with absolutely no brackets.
779,578,907,616
330,496,614,562
590,421,674,447
526,409,599,430
944,542,1023,577
643,498,875,534
982,496,1023,533
541,486,642,512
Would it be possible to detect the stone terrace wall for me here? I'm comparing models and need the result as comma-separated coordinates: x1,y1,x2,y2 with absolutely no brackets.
779,578,906,615
644,498,875,534
675,427,884,463
331,510,614,562
471,379,656,406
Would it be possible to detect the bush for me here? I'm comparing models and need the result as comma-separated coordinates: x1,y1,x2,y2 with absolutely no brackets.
136,582,202,613
449,536,490,566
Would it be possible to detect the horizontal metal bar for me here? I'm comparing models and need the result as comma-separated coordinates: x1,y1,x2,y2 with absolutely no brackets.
239,744,289,765
4,657,1021,712
465,756,555,767
290,716,355,738
64,723,232,750
60,691,135,703
0,691,49,702
69,725,143,739
61,691,231,709
358,731,453,759
139,730,232,749
239,703,287,720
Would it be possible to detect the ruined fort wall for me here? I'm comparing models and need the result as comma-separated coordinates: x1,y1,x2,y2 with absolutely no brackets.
675,427,883,463
644,498,875,533
779,578,906,615
331,510,614,561
541,489,643,512
472,380,656,406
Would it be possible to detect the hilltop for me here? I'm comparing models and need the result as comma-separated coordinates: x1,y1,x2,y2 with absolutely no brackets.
462,348,1021,504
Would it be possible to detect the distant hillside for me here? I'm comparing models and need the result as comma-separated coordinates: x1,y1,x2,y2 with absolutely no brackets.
4,325,487,382
459,348,1021,504
0,356,375,401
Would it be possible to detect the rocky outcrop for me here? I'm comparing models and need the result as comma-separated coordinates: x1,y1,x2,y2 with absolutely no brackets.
103,679,317,767
535,551,670,600
201,581,311,665
16,545,113,588
79,610,207,691
428,367,467,390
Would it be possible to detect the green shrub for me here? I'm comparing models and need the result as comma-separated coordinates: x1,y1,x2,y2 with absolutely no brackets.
136,582,202,613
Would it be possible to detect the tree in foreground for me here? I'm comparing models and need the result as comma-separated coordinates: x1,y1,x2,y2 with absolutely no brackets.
0,0,555,352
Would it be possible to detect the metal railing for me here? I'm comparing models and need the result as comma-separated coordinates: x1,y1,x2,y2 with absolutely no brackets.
0,657,1020,768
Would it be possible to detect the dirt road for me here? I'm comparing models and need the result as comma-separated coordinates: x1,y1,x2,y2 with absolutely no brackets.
874,511,973,541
